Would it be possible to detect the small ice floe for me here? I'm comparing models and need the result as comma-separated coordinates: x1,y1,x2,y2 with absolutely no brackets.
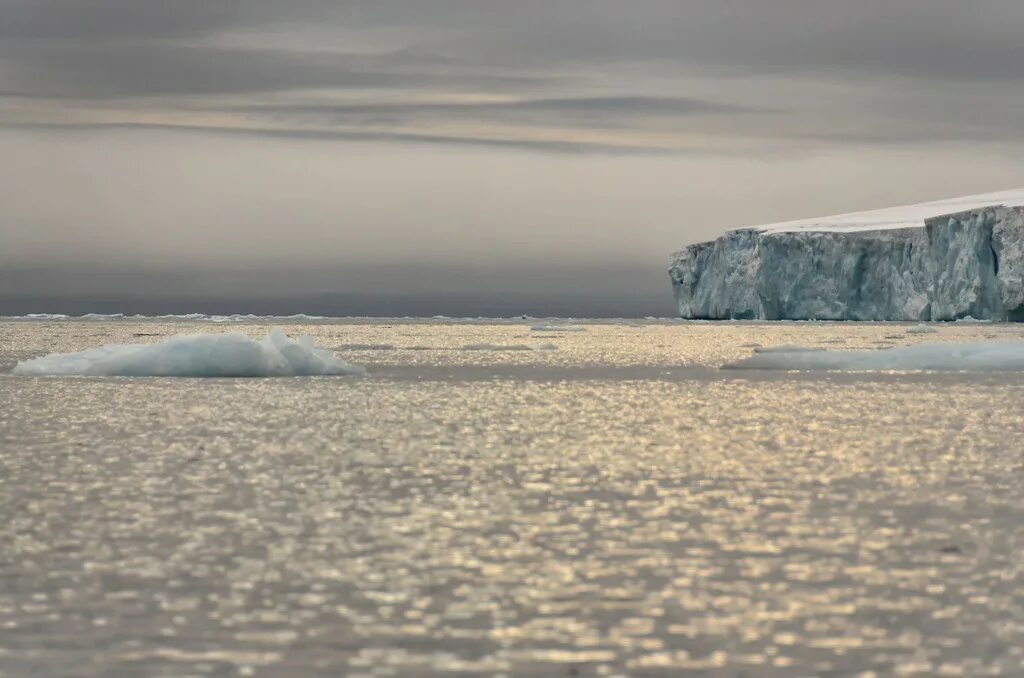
280,313,328,320
461,343,557,351
8,313,71,320
723,342,1024,372
210,314,260,323
13,329,365,377
80,313,124,320
530,323,586,332
907,324,939,334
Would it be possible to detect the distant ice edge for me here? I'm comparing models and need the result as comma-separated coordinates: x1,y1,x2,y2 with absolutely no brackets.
669,205,1024,321
12,329,366,377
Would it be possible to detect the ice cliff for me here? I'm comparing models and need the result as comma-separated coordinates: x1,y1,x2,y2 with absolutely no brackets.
669,189,1024,321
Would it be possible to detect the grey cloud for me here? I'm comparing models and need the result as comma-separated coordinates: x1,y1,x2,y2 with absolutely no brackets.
4,1,1024,99
0,0,339,40
11,121,674,155
0,43,552,99
238,96,751,133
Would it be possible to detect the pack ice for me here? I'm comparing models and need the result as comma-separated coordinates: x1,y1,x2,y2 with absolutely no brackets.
13,329,366,377
669,189,1024,321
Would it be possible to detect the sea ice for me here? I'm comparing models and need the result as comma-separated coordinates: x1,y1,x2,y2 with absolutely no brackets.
12,329,365,377
722,342,1024,372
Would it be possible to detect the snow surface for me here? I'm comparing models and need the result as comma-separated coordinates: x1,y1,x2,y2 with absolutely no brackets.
12,329,365,377
723,342,1024,371
670,193,1024,321
749,188,1024,234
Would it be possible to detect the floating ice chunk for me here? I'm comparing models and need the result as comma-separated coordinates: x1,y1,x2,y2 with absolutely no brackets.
907,324,939,334
13,329,365,377
723,342,1024,372
10,313,71,320
208,314,259,323
530,324,586,332
80,313,124,320
461,343,557,351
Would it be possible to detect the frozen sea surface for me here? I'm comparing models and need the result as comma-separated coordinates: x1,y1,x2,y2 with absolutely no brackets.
2,319,1024,676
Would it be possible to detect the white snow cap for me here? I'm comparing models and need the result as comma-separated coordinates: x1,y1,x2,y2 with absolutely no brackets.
13,329,365,377
724,342,1024,372
748,188,1024,234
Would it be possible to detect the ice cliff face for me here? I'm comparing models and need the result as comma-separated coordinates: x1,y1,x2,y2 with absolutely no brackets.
669,190,1024,321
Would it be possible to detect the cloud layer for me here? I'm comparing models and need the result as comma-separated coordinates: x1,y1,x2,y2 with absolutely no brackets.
4,1,1024,152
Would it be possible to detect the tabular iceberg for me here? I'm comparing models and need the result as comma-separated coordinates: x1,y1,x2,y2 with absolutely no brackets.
669,189,1024,321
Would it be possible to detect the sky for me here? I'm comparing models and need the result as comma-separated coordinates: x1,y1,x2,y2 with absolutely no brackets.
2,0,1024,315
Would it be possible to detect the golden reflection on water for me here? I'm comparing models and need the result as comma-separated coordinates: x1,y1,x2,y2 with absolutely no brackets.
1,319,1023,676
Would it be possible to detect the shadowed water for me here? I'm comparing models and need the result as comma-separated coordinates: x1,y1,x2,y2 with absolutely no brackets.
2,319,1023,676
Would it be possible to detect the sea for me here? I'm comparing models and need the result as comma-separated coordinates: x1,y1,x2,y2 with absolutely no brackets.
2,317,1023,677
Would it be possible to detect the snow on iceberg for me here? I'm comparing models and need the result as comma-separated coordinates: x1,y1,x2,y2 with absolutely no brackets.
670,188,1024,321
12,329,365,377
722,342,1024,372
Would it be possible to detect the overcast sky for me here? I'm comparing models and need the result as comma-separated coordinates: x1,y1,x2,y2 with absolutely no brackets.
2,1,1024,314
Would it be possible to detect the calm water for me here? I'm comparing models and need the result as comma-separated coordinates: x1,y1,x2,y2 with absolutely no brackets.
2,319,1024,677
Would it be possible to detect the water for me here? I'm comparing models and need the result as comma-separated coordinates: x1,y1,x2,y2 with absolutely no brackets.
2,319,1024,677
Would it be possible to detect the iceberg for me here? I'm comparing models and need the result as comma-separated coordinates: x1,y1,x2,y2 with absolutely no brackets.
723,342,1024,372
669,189,1024,321
12,329,365,377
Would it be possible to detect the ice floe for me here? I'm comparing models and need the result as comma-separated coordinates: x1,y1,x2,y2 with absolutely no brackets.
723,342,1024,372
13,329,365,377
